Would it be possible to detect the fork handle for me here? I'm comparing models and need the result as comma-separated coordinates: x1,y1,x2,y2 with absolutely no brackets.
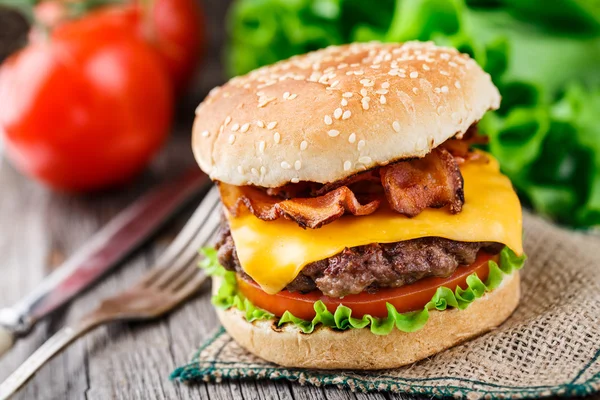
0,319,96,400
0,327,14,358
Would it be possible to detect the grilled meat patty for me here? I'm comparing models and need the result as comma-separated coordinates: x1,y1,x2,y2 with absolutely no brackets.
215,222,502,298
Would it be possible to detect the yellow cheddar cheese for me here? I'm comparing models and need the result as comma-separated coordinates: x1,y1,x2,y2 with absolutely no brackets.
225,153,523,294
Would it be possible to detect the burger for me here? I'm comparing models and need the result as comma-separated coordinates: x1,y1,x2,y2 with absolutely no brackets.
192,41,526,370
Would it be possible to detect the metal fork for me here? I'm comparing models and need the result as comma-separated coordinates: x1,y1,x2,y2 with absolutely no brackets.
0,186,221,399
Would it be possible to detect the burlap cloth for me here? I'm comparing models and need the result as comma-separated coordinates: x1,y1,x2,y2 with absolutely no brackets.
172,211,600,399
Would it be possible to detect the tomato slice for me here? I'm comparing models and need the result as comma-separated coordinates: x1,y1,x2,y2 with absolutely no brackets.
237,251,497,320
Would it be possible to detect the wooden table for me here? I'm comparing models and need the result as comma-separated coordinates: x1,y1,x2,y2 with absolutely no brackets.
1,2,597,399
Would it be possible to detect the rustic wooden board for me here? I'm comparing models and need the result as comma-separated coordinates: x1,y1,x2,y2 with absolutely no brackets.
0,1,596,399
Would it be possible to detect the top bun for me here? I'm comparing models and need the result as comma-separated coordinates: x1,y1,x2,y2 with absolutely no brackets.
192,41,500,187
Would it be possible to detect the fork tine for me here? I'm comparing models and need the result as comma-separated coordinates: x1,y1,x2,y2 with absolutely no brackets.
141,187,220,287
149,203,221,289
174,271,209,299
166,263,202,292
155,186,220,266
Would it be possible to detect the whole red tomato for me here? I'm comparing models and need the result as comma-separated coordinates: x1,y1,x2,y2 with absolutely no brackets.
0,13,173,191
32,0,205,92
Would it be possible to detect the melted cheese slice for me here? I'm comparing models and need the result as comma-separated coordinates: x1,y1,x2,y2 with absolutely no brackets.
225,154,523,294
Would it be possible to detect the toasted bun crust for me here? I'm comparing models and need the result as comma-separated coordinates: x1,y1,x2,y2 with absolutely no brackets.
214,272,520,370
193,41,500,187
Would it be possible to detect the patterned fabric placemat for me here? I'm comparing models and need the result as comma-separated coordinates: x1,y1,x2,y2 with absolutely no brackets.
172,212,600,399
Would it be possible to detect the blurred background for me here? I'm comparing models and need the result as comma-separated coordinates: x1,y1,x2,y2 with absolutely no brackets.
0,0,599,229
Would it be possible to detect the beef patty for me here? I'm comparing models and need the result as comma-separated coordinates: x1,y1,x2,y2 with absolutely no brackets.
215,222,502,298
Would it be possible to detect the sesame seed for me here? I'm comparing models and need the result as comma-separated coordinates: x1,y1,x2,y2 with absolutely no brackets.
357,140,366,151
360,79,371,86
343,161,352,171
440,70,449,76
422,64,430,71
294,160,302,170
434,87,441,94
348,133,356,143
380,95,387,104
324,115,333,125
341,98,348,106
360,88,368,97
410,71,419,79
258,97,275,108
376,89,388,95
237,165,244,174
328,129,340,137
231,123,240,131
449,61,458,68
334,108,343,119
259,141,265,153
251,167,258,176
441,53,450,60
225,116,232,125
283,91,290,99
274,132,281,143
381,82,390,89
342,110,351,120
392,121,401,133
413,87,418,94
267,121,278,130
300,140,308,151
330,80,340,88
354,70,364,75
455,81,461,89
228,134,236,144
370,64,381,69
201,130,209,137
240,123,250,133
361,99,369,110
343,92,353,98
288,93,298,100
441,86,449,94
281,161,291,169
358,156,372,164
291,177,300,183
260,166,266,175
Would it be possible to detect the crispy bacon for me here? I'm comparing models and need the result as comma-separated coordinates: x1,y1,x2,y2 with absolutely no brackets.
219,183,380,229
380,148,464,217
441,126,489,164
220,144,470,228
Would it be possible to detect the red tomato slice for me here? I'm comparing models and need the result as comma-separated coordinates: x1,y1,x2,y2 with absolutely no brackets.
237,251,497,320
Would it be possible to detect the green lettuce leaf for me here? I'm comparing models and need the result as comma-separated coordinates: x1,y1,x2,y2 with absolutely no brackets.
199,246,526,335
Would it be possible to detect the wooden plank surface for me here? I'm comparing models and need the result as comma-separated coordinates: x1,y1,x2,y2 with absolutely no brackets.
0,1,596,399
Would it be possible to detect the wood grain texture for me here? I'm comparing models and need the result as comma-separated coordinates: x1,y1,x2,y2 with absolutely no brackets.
0,1,594,400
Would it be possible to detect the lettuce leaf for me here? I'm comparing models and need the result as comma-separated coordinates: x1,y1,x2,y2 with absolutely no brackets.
199,246,526,335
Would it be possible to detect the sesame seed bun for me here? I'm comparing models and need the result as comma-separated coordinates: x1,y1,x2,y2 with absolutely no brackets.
213,271,520,370
193,41,500,187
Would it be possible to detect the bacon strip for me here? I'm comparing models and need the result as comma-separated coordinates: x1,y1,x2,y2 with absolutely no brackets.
219,183,380,229
441,126,489,164
380,148,464,217
219,147,467,228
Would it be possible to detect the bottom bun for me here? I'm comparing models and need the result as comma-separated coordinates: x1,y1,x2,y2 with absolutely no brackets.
214,272,520,370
